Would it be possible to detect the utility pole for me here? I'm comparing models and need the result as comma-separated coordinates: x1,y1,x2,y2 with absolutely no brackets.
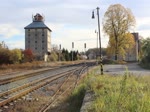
92,7,103,75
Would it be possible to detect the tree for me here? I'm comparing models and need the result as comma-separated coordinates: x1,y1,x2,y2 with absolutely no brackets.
106,33,135,59
70,51,78,61
103,4,136,60
10,49,22,64
141,38,150,64
23,49,34,62
51,44,59,52
48,51,58,62
64,49,70,61
61,48,70,61
0,48,11,64
0,41,8,49
0,41,10,64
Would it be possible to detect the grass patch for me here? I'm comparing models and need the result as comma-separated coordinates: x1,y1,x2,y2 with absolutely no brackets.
86,71,150,112
69,67,150,112
67,84,86,112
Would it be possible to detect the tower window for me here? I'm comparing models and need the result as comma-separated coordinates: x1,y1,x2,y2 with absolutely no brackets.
42,41,44,43
35,47,37,50
35,41,37,43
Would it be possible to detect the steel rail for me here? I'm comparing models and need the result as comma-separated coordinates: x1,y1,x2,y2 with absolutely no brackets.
39,71,73,112
0,68,59,85
0,68,78,107
0,68,77,98
0,63,84,85
39,66,88,112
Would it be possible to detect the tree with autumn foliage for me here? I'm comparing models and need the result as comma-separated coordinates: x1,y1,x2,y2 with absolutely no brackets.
0,41,11,64
0,47,11,64
140,38,150,68
103,4,136,60
107,33,135,59
9,49,22,64
23,49,34,62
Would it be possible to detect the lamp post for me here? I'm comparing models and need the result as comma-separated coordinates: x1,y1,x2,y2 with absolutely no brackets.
92,7,103,75
95,30,98,63
95,30,98,50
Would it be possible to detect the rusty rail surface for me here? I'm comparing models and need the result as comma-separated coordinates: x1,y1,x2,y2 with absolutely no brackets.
0,68,78,107
39,66,88,112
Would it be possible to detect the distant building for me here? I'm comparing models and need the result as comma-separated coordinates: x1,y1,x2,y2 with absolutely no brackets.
125,32,140,61
108,32,140,62
24,13,52,60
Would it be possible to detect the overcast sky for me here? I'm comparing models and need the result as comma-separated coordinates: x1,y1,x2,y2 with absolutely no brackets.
0,0,150,52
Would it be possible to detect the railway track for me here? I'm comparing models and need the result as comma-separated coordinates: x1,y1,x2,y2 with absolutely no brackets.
39,66,88,112
0,67,60,85
0,65,81,93
0,62,94,111
0,63,86,86
0,68,79,107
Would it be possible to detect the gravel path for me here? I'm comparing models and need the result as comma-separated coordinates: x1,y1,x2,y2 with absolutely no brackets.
103,63,150,75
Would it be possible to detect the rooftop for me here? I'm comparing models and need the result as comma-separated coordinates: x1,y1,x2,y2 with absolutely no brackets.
24,13,52,31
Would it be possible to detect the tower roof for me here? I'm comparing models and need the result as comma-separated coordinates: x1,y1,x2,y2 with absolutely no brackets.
33,13,44,22
24,13,52,31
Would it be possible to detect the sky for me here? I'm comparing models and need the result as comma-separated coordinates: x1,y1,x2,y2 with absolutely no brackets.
0,0,150,52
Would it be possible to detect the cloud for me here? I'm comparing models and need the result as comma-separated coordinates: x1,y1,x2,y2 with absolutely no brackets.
134,17,150,38
137,30,150,38
0,0,102,51
1,0,150,51
51,25,109,52
8,41,24,50
0,24,21,38
136,17,150,30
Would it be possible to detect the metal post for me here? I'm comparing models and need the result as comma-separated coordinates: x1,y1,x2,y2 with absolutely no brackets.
95,30,98,64
84,43,86,54
96,7,103,75
84,43,86,66
59,44,61,61
72,42,74,62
